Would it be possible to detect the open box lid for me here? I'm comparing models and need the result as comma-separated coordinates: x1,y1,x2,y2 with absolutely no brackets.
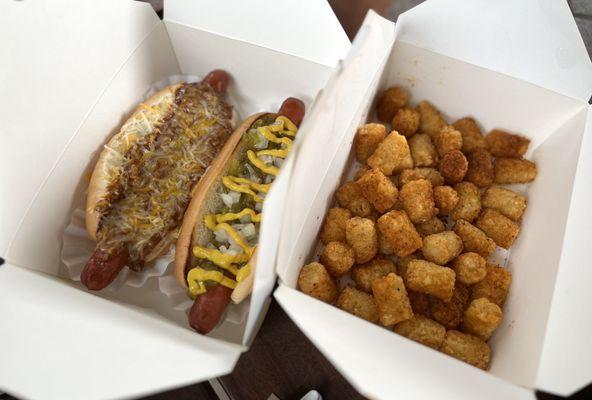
0,0,348,399
276,2,592,397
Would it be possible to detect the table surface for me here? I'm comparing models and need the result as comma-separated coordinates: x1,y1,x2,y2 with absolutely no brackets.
2,2,591,400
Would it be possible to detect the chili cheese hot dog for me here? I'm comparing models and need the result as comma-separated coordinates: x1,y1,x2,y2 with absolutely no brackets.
174,98,306,334
82,70,234,290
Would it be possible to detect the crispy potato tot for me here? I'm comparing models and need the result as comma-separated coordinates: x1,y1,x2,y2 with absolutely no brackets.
354,123,387,163
392,107,420,137
377,210,423,257
434,125,463,157
439,150,468,184
405,260,456,301
378,229,395,255
451,252,487,285
321,241,355,277
400,179,438,223
367,131,413,175
465,148,494,188
354,165,372,180
320,207,352,245
431,283,469,329
376,86,408,123
433,185,459,215
441,330,491,370
453,117,486,153
397,253,420,281
351,257,397,293
399,167,444,187
345,217,379,264
421,231,463,265
409,133,438,167
494,158,537,183
336,181,373,217
471,263,512,307
372,273,414,326
356,168,398,213
486,129,530,158
394,315,446,349
408,290,431,317
450,182,481,222
462,298,503,341
417,100,448,139
453,220,496,258
337,286,379,323
415,217,446,238
482,186,527,221
298,262,338,303
476,209,520,249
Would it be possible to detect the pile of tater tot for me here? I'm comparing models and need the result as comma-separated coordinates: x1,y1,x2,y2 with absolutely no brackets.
297,86,537,370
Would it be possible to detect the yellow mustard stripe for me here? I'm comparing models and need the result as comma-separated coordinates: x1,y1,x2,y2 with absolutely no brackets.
225,176,271,194
192,247,246,275
236,263,252,283
187,268,237,298
213,208,261,224
247,150,279,176
212,223,254,257
256,149,288,158
222,176,264,203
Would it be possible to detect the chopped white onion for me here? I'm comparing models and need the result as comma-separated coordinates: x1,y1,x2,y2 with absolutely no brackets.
264,175,274,184
240,214,251,223
239,223,256,239
245,163,261,183
214,228,229,244
255,202,263,212
220,193,234,208
219,245,228,253
260,155,274,165
254,134,269,150
229,191,241,203
273,157,284,168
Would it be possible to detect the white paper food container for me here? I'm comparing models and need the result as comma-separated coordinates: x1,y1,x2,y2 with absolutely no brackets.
0,0,350,399
275,1,592,399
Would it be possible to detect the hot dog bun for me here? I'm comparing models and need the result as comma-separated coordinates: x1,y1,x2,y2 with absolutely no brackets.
86,84,182,241
174,112,267,302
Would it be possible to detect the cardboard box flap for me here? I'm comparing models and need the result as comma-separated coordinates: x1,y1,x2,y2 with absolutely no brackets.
276,10,395,283
536,106,592,396
396,0,592,102
275,286,536,400
164,0,350,67
0,264,242,400
0,0,160,258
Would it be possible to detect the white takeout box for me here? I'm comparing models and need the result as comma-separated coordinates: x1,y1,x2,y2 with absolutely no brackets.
0,0,350,399
275,1,592,399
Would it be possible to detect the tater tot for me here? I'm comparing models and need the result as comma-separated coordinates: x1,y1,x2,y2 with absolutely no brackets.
450,182,481,222
439,150,468,184
320,207,352,245
397,253,420,281
471,263,512,307
337,286,379,323
475,209,520,249
417,100,448,139
451,252,487,285
400,179,438,223
354,165,372,180
408,290,431,317
320,241,355,277
372,273,414,326
434,125,463,157
440,330,491,370
394,315,446,349
415,217,446,237
462,298,503,341
421,231,463,265
409,133,438,167
433,185,459,215
354,123,387,163
376,86,408,123
392,107,420,137
336,181,373,217
377,210,423,257
486,129,530,158
453,220,496,258
431,283,469,330
465,148,494,188
399,167,444,187
493,158,537,183
345,217,378,263
378,229,395,255
367,131,414,175
482,186,527,221
405,260,456,301
453,117,486,154
356,168,398,213
298,262,338,303
351,257,397,293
